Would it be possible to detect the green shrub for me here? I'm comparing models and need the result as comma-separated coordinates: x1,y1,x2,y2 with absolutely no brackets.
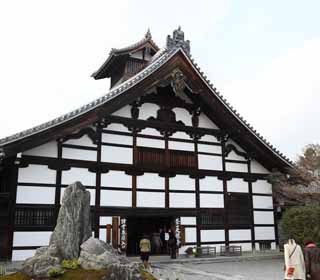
280,206,320,245
61,259,79,269
48,267,65,278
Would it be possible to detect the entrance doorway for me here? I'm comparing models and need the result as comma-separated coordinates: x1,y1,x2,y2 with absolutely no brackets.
126,216,174,256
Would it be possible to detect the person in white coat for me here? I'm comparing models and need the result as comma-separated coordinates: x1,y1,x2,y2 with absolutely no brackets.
284,237,306,280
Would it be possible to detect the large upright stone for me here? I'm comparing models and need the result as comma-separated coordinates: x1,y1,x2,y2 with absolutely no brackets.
50,181,92,259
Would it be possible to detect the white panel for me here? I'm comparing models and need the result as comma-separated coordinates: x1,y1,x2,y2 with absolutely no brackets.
139,127,161,136
100,216,113,225
251,159,270,174
226,151,246,161
139,103,159,120
112,105,131,118
170,131,190,140
101,146,132,164
200,193,224,208
201,229,225,242
226,162,248,173
137,137,164,148
185,227,197,243
198,155,222,170
254,227,275,240
61,167,96,186
130,50,143,59
64,135,96,147
173,108,192,126
12,250,36,261
13,231,52,246
169,140,194,151
106,123,129,132
101,171,131,188
253,196,273,209
62,147,97,161
18,165,56,184
99,229,107,242
181,217,196,225
198,113,219,129
229,229,251,241
255,242,260,251
227,179,249,193
231,242,252,251
201,134,219,142
198,144,222,154
23,141,57,158
252,180,272,194
60,187,95,205
102,133,132,145
170,175,194,191
101,190,132,207
254,211,274,224
16,186,55,204
137,192,165,208
200,176,223,192
271,242,276,250
137,173,164,189
170,193,195,208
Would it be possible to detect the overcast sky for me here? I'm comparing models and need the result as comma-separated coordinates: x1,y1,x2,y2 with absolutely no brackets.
0,0,319,161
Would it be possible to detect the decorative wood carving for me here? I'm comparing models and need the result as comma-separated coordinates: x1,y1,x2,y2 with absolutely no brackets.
171,69,187,95
224,144,248,159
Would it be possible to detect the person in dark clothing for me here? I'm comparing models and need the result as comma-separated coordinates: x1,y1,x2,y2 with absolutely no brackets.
168,232,177,259
304,240,320,280
159,228,166,253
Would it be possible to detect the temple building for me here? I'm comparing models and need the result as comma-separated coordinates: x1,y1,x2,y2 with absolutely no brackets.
0,28,292,260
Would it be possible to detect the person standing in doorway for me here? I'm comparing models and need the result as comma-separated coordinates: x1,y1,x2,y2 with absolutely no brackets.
283,236,305,280
168,231,177,259
304,240,320,280
139,234,151,270
159,228,165,254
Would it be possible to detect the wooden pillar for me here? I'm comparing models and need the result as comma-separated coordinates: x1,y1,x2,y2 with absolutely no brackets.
247,159,256,250
221,137,229,246
94,124,102,238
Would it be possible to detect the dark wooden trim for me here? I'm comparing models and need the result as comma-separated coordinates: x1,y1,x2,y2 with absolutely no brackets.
221,138,229,246
247,159,255,250
12,246,42,250
195,139,201,247
94,125,102,238
62,144,97,151
197,151,222,157
132,130,137,208
101,187,132,191
252,208,274,211
165,134,169,208
251,193,273,197
225,159,248,164
101,142,133,149
18,182,57,187
54,140,62,222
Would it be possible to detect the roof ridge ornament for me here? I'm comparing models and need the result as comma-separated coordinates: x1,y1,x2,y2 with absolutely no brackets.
145,28,152,39
166,26,190,55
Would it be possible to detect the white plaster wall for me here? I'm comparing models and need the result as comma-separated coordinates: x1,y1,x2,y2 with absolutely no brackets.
201,229,225,242
139,103,159,120
102,133,132,145
181,217,196,225
18,165,56,184
137,137,164,148
271,242,276,250
227,179,249,193
16,186,55,204
200,134,219,143
139,127,161,137
60,187,95,205
185,227,197,243
137,173,164,189
169,140,194,151
106,123,129,132
62,147,97,161
64,135,96,147
226,162,248,173
101,146,133,164
252,180,272,194
170,175,195,191
130,50,143,59
170,131,191,140
254,211,274,224
251,159,270,174
252,196,273,209
13,231,52,246
23,141,57,158
101,190,132,207
198,144,222,154
254,227,275,240
226,151,246,161
61,167,96,186
173,108,192,126
99,229,107,243
170,193,195,208
101,171,131,188
198,113,219,129
199,176,223,192
226,140,245,152
200,193,224,208
229,229,251,241
100,216,113,225
231,242,252,251
12,250,36,261
198,155,222,170
111,105,132,118
137,191,165,208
